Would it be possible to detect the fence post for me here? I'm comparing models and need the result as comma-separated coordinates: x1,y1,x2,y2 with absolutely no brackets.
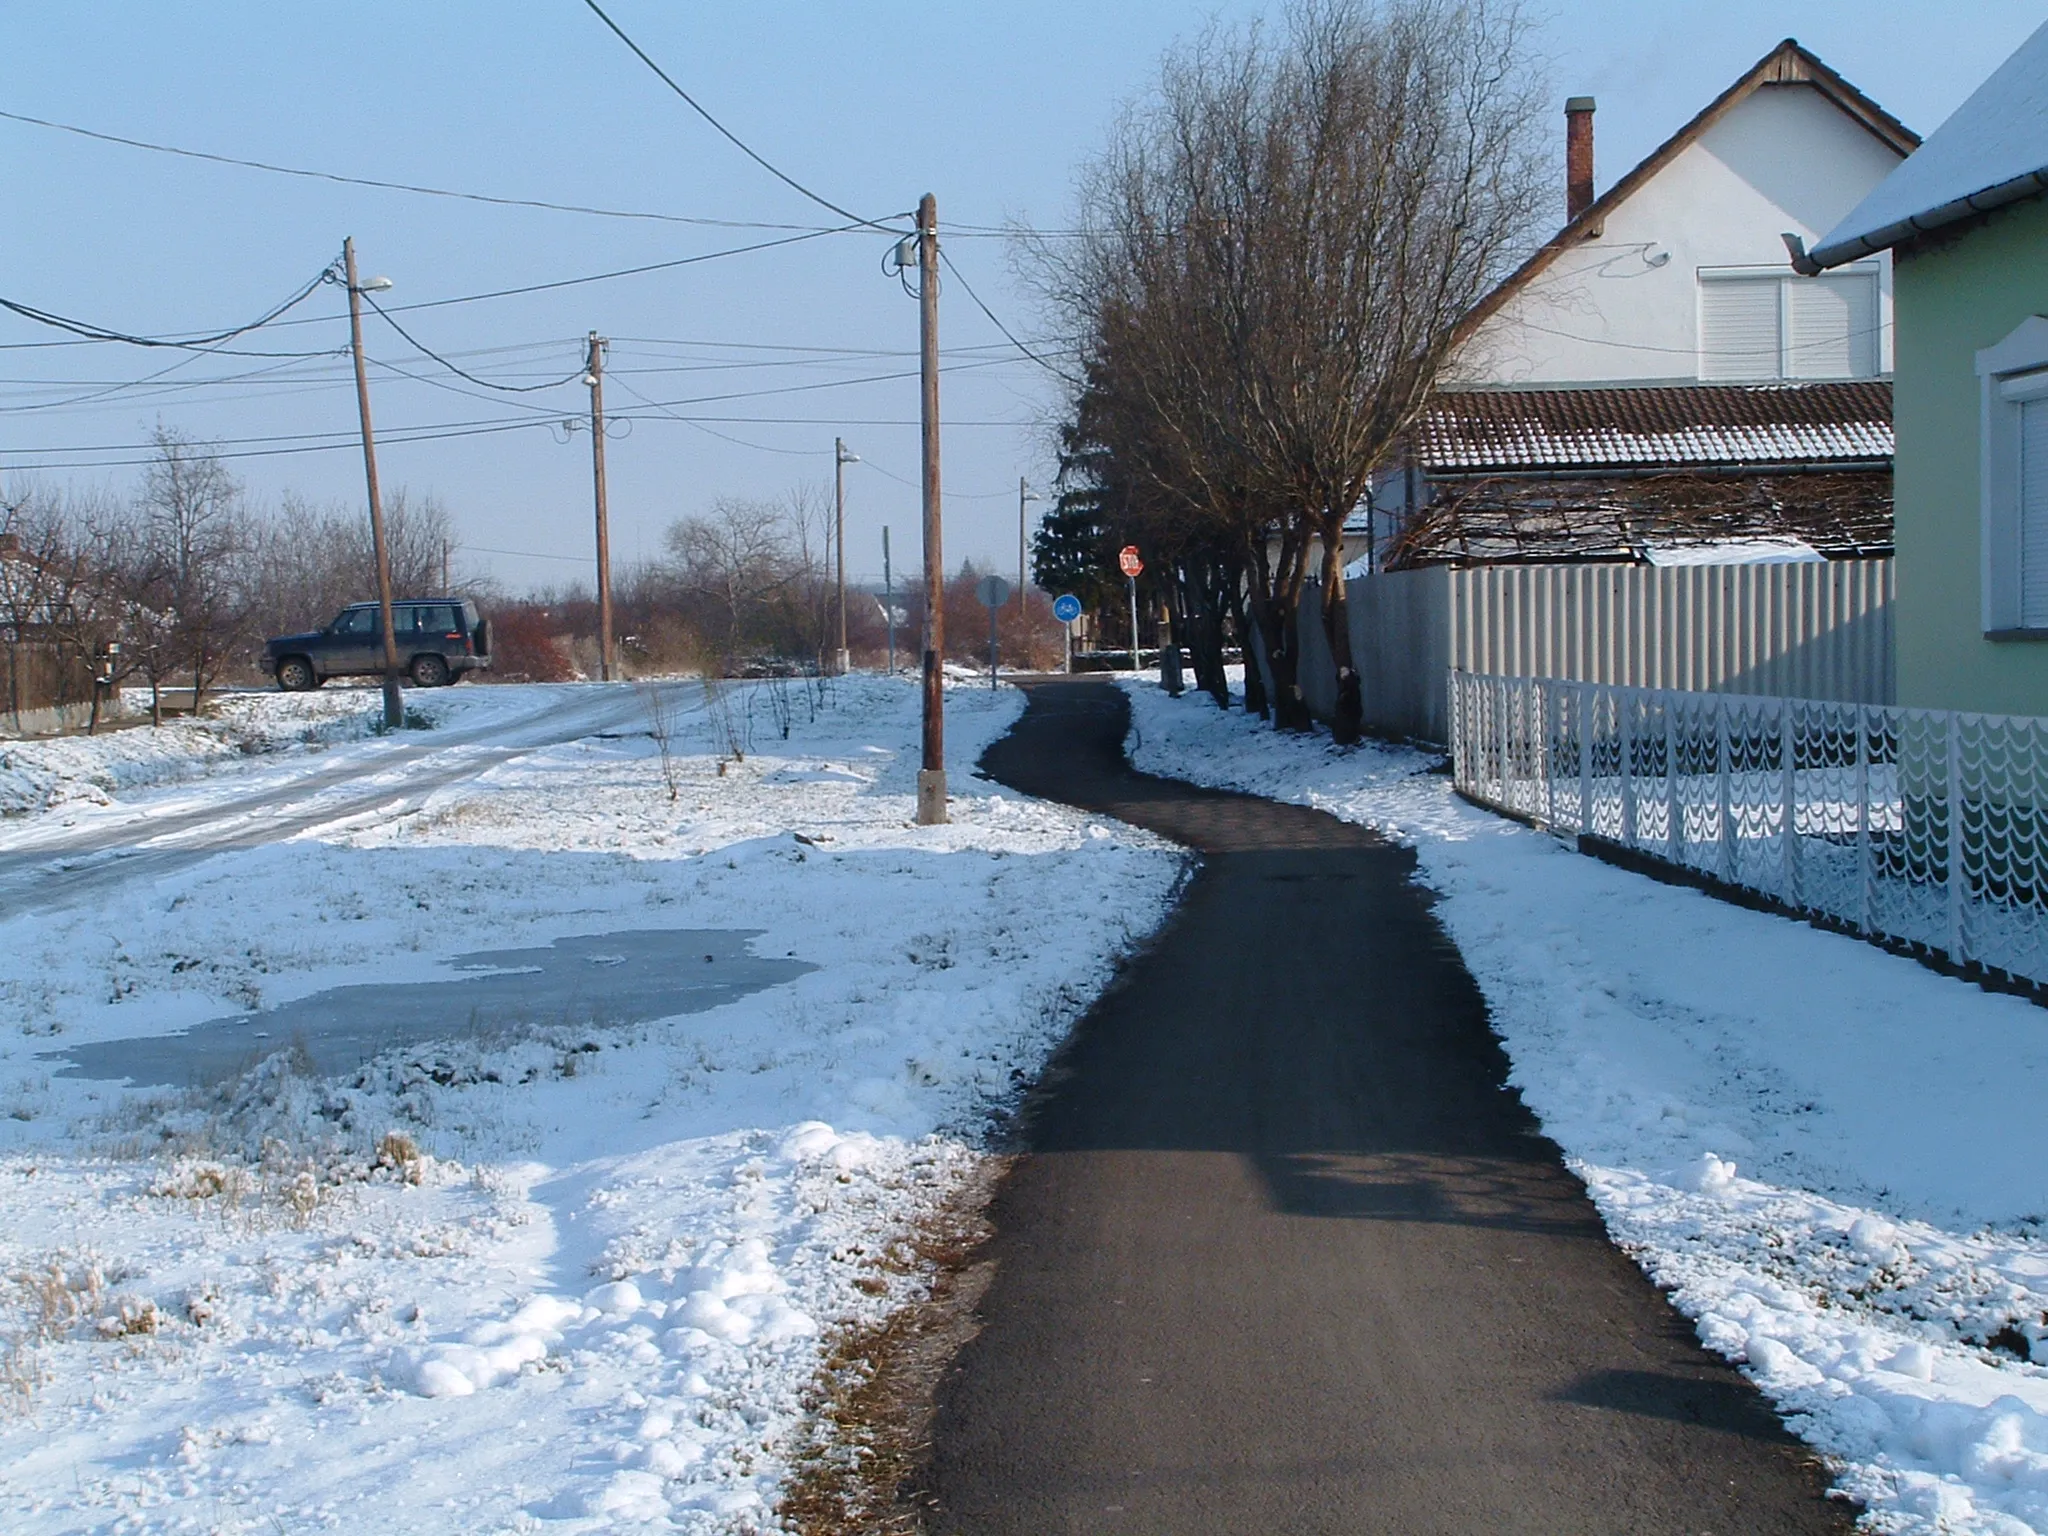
1497,676,1511,807
1449,672,1463,791
1620,691,1637,848
1543,683,1558,828
1947,712,1966,965
1578,682,1593,835
1666,696,1682,866
1717,694,1735,885
1855,703,1872,935
1780,698,1800,908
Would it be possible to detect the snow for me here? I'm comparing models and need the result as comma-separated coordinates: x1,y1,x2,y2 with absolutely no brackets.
1818,18,2048,261
1124,674,2048,1535
0,682,558,822
0,676,1185,1533
1642,536,1823,566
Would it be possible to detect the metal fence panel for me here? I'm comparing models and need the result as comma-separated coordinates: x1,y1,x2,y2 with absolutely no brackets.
1449,670,2048,990
1332,558,1893,742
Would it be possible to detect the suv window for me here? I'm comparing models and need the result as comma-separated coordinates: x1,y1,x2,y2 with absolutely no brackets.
411,604,460,635
332,608,375,636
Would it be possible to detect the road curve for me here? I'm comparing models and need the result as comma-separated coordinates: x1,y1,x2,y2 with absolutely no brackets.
925,678,1851,1535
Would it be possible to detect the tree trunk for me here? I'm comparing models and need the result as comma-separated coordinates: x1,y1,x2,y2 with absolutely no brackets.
1227,567,1267,718
1160,583,1185,696
1319,526,1363,745
150,676,162,728
1250,520,1314,733
1185,556,1229,708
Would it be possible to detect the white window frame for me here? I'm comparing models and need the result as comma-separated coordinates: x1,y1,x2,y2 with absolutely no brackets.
1976,316,2048,636
1697,263,1881,381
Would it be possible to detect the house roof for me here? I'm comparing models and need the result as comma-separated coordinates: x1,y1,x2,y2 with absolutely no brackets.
1415,381,1893,475
1808,19,2048,269
1385,470,1893,569
1457,39,1918,345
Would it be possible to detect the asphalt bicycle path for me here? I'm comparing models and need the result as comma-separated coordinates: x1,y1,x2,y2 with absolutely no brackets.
928,676,1851,1535
0,681,704,916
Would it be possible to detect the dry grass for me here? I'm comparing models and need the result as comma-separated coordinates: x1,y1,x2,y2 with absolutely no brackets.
777,1157,1009,1536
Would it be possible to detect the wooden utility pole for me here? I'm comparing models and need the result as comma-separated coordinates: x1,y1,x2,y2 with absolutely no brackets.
343,237,403,729
916,194,946,824
834,437,857,674
586,332,615,682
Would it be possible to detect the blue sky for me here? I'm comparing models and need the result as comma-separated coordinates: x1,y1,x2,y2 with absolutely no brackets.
4,2,2041,592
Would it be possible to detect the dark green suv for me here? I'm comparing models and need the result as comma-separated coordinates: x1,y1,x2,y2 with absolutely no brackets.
263,599,491,690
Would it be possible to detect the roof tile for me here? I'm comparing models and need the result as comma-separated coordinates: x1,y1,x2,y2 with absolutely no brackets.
1416,382,1892,473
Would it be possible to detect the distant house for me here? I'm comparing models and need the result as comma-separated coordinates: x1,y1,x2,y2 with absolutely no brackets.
1362,40,1917,572
1796,19,2048,716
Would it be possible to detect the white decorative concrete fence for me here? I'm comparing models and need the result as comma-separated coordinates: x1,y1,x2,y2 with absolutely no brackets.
1449,670,2048,988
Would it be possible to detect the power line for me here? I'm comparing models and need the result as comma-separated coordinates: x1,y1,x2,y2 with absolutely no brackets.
0,106,846,233
578,0,904,234
0,263,337,350
936,249,1077,383
262,224,863,325
607,373,822,457
3,408,1037,471
363,294,582,393
459,542,594,564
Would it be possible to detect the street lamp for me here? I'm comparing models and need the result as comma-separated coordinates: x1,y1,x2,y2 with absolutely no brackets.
834,438,860,674
1018,479,1043,616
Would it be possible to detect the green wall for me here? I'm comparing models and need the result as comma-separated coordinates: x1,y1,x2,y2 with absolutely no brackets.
1895,195,2048,714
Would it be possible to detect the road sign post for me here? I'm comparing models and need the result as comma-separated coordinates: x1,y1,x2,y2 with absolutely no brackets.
1052,592,1082,675
1118,546,1144,675
976,574,1012,689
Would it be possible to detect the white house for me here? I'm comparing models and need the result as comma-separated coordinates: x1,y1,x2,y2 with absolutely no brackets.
1364,40,1919,570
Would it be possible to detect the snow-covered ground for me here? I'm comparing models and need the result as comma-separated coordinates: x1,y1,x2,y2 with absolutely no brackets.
1125,676,2048,1536
0,677,1183,1534
0,682,555,823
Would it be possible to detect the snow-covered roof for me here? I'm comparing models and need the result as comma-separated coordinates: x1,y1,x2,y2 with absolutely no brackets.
1808,19,2048,269
1641,537,1823,567
1416,382,1893,474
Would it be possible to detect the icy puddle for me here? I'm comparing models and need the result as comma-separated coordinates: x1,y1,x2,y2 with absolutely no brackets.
48,928,816,1086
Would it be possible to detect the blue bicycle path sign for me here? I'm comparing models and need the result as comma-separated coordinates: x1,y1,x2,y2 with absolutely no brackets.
1052,593,1084,624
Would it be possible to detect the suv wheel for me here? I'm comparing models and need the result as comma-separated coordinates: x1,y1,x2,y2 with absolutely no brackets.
276,657,317,692
410,654,451,688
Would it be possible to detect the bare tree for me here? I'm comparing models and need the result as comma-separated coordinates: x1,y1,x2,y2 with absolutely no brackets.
243,487,460,645
664,496,804,668
137,427,249,713
1037,0,1548,738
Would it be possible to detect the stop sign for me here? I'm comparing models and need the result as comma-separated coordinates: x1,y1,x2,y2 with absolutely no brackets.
1118,545,1143,578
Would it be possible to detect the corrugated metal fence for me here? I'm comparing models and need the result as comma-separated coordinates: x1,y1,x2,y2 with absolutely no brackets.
1299,559,1894,742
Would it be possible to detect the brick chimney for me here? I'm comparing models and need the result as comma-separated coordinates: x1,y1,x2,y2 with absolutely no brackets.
1565,96,1596,221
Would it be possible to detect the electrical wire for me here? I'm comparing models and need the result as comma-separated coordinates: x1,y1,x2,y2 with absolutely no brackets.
0,263,336,350
459,542,594,564
261,224,863,325
363,294,582,394
0,106,847,233
3,407,1036,471
577,0,905,234
607,373,823,457
935,249,1078,383
0,345,347,414
856,454,1021,501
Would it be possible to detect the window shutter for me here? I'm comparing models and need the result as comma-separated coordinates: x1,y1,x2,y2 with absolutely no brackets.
1788,273,1877,379
2020,397,2048,626
1700,277,1782,380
